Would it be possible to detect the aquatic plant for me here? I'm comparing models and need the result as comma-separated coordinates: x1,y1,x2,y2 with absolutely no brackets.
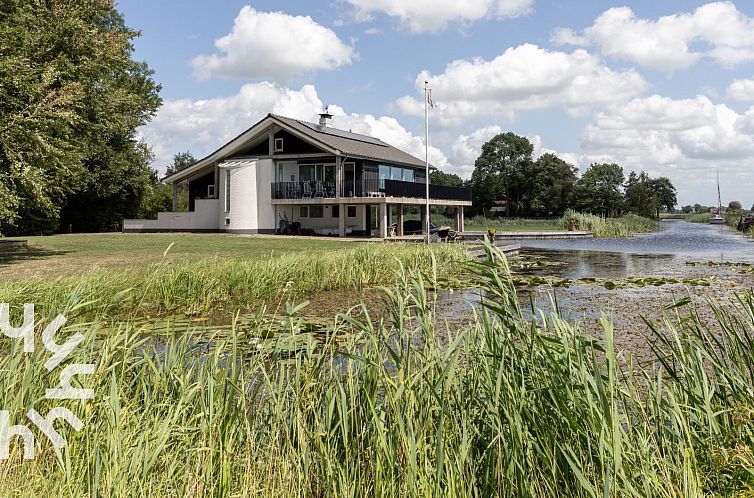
1,241,754,495
0,242,469,319
559,210,657,237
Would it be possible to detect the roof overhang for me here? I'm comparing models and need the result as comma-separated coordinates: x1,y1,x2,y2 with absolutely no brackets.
162,115,341,184
161,113,435,183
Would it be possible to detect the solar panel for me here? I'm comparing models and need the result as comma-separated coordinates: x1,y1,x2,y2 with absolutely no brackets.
299,121,388,147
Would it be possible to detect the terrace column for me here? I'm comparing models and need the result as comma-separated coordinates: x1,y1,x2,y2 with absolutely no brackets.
172,183,178,212
335,156,343,198
339,202,346,237
379,202,388,239
396,204,404,236
459,206,465,232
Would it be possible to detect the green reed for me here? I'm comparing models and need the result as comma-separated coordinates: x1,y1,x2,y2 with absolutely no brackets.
0,240,752,496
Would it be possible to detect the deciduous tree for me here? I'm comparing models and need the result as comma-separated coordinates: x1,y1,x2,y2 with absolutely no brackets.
0,0,161,234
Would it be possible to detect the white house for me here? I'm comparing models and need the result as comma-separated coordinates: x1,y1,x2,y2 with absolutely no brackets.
123,112,472,237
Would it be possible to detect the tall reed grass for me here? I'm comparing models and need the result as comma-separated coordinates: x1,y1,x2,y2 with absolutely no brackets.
1,241,753,496
0,242,468,319
560,209,657,237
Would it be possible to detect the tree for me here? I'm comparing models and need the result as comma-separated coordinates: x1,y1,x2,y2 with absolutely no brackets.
681,205,694,214
648,177,677,216
624,171,657,218
574,163,625,216
728,200,742,212
0,0,161,234
469,133,534,216
530,153,577,217
165,151,196,177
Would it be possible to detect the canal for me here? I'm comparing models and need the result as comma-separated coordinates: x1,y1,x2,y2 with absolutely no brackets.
439,220,754,361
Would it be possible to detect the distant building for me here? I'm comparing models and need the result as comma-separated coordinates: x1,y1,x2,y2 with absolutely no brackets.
124,113,471,237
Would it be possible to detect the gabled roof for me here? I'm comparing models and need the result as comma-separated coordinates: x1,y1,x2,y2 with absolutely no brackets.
162,113,430,184
270,114,428,169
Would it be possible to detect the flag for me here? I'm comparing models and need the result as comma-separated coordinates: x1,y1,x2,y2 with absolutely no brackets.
427,88,435,108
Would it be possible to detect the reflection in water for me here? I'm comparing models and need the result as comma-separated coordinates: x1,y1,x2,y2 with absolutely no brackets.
518,219,753,259
511,220,753,280
436,219,754,361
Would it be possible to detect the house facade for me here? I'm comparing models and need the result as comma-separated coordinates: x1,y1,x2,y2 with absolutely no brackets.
123,112,472,237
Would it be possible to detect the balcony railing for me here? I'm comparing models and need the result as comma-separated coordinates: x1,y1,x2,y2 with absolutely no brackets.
272,179,472,202
383,179,472,202
272,181,336,199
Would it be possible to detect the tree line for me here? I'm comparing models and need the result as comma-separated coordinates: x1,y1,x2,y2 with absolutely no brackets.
431,132,677,219
0,0,167,236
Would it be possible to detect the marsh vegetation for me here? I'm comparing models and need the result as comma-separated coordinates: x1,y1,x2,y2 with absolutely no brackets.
2,242,754,496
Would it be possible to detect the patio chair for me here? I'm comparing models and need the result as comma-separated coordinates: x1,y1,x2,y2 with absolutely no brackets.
302,182,313,198
314,181,325,198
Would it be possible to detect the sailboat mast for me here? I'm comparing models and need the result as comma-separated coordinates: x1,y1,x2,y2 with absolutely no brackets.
717,170,722,212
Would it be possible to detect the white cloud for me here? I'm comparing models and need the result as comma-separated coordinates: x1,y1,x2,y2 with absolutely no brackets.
449,125,502,177
579,94,754,204
396,44,646,124
345,0,533,33
553,2,754,70
141,83,324,173
727,77,754,101
191,6,356,81
141,82,449,175
331,112,449,169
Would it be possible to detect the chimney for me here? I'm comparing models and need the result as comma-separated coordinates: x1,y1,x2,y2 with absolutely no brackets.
318,106,333,128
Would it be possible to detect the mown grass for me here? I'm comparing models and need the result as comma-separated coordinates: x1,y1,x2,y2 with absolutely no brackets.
559,210,658,237
0,242,470,319
1,242,754,496
0,233,355,281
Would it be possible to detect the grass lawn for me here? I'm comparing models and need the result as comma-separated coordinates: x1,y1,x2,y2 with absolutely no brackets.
0,233,353,281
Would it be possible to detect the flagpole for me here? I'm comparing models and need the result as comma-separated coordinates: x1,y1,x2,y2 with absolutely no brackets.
424,80,430,244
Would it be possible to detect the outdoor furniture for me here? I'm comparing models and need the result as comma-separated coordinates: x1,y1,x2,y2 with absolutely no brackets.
437,226,456,242
302,182,313,198
285,182,298,199
314,181,324,197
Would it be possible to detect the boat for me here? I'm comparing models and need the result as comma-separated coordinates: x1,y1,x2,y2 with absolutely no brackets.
709,171,726,224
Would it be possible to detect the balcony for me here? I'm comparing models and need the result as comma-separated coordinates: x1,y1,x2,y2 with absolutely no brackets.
382,179,472,202
271,179,472,203
272,181,336,199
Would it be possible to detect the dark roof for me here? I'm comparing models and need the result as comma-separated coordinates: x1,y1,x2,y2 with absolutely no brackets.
162,113,431,184
271,114,428,169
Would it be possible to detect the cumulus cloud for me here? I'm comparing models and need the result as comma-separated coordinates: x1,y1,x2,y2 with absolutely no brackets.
141,83,324,173
553,2,754,70
330,112,449,168
344,0,533,33
579,94,754,203
191,6,356,81
449,125,502,177
140,82,449,175
727,77,754,101
395,44,646,124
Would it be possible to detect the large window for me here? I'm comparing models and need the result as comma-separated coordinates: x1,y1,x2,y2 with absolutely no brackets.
379,164,418,186
379,164,390,188
309,206,324,218
299,163,336,182
299,164,315,182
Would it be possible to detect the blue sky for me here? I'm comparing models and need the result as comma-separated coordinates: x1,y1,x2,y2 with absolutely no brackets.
119,0,754,206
